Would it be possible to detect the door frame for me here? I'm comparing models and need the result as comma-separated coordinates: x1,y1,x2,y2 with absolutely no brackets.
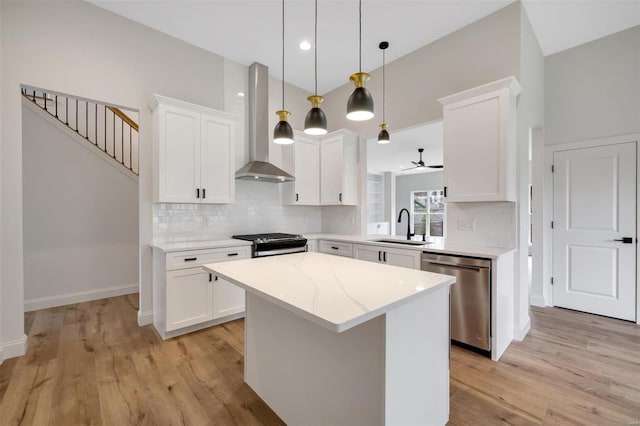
541,133,640,324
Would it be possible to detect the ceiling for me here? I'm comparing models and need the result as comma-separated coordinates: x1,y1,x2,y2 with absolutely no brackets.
88,0,640,94
367,121,443,175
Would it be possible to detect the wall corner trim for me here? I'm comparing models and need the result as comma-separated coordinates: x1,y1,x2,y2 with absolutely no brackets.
138,310,153,326
513,316,531,341
0,334,28,362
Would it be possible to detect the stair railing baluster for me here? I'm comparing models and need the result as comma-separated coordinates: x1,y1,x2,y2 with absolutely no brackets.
65,97,69,125
104,105,107,152
55,95,58,118
75,98,78,133
95,103,98,145
130,126,132,171
121,120,124,165
112,110,116,159
43,92,47,111
32,90,36,103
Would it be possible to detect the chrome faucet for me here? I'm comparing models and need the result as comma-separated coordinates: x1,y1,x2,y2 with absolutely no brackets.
397,208,413,240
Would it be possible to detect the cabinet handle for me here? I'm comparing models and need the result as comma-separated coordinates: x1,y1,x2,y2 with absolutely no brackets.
196,188,200,199
215,275,219,281
339,193,342,202
378,251,381,261
296,193,299,202
209,273,212,282
383,252,387,262
202,188,206,199
184,257,197,262
331,246,339,250
443,186,447,198
227,252,239,257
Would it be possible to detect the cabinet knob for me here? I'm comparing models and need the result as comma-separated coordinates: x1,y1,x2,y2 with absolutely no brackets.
296,193,299,202
339,193,342,202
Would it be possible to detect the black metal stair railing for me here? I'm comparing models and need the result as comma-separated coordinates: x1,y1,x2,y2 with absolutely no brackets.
21,87,139,175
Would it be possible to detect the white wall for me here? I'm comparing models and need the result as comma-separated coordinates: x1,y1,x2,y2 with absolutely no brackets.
394,172,443,237
2,0,235,359
22,102,138,310
545,26,640,146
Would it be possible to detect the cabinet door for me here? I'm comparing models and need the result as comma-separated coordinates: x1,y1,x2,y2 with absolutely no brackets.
166,267,212,331
320,135,344,205
353,244,383,264
384,247,421,269
200,113,235,203
158,105,201,203
212,278,245,319
294,137,320,205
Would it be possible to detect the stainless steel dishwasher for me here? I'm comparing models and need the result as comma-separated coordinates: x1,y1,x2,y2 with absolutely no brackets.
421,253,491,352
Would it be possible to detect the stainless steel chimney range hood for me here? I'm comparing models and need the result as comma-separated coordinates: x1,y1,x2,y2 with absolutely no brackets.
235,62,295,183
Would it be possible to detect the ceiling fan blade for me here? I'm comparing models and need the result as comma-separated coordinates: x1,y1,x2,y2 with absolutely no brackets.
401,166,418,172
411,161,419,166
427,165,444,169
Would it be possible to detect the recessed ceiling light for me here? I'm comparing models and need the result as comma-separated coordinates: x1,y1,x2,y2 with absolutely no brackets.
237,92,245,97
299,41,311,51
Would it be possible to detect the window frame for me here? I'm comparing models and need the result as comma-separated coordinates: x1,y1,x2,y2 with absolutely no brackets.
410,189,445,238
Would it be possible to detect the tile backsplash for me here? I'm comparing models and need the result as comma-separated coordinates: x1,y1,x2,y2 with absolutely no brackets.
153,180,322,243
445,202,517,248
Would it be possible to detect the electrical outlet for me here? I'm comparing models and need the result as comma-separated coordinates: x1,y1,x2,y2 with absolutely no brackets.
457,219,476,232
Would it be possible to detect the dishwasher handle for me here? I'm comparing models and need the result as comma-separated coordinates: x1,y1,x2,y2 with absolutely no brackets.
422,259,487,272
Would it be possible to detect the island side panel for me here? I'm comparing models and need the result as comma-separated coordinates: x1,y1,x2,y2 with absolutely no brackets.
492,252,514,361
384,285,450,426
244,292,386,425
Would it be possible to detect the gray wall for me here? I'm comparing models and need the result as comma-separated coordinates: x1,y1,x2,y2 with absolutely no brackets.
22,103,138,306
545,25,640,145
394,172,443,237
322,2,521,139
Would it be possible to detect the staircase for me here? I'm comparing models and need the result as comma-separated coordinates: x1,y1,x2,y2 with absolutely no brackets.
21,87,139,175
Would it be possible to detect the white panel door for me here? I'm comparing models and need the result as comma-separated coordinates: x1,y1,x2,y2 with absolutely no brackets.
160,106,200,203
166,267,213,331
321,136,344,205
353,244,383,264
200,113,234,203
553,142,636,321
294,137,320,205
384,247,421,270
213,278,245,319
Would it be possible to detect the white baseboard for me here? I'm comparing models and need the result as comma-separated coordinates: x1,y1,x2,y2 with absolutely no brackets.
138,309,153,326
24,283,139,312
513,316,531,341
0,334,28,363
529,294,547,307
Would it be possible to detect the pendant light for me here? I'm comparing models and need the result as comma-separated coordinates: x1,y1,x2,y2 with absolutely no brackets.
377,41,390,144
304,0,328,135
346,0,374,121
274,0,294,145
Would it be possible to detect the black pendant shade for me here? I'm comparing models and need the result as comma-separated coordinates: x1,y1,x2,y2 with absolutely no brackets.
273,111,294,145
304,106,328,136
346,84,375,121
377,124,390,144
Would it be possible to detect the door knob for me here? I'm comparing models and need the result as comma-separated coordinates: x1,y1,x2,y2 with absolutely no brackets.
613,237,634,244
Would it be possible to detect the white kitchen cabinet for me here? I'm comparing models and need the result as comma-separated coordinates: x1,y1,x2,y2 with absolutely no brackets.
306,240,318,252
283,131,320,205
166,267,213,331
320,130,359,206
318,240,353,257
152,245,250,339
438,77,521,202
150,94,236,204
353,244,420,269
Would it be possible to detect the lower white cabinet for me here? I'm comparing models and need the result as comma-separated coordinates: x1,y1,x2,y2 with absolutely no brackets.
353,244,421,269
153,245,250,339
318,240,353,257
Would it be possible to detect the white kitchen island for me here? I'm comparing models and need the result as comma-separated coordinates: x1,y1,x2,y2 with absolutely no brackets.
204,252,455,426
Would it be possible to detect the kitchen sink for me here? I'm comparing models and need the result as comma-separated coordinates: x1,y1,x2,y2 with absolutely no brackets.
371,239,433,246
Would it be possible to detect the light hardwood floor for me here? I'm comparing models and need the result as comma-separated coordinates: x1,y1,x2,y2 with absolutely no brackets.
1,294,639,425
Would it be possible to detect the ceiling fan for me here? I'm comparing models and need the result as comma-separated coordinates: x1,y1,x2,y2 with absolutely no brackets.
402,148,443,172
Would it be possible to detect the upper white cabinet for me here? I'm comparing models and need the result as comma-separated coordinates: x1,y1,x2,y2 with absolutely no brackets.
150,95,237,204
438,77,521,202
283,131,320,205
320,130,359,206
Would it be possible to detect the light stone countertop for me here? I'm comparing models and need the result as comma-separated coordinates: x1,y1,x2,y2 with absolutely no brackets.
304,234,515,259
151,239,252,253
204,252,455,333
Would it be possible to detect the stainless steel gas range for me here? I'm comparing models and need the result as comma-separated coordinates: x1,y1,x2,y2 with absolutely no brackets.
232,233,307,258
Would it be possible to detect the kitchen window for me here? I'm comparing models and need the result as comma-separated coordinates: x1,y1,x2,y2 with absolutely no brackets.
411,190,445,237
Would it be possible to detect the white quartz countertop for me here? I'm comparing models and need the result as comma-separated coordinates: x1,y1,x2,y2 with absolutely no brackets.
151,239,252,253
204,252,455,333
304,234,515,259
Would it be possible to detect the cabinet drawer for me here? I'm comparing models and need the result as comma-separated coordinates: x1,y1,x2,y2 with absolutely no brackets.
166,246,250,270
319,240,353,257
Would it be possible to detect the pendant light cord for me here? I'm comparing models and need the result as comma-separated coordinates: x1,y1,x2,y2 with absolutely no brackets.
314,0,318,96
281,0,285,111
382,48,385,122
358,0,362,73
